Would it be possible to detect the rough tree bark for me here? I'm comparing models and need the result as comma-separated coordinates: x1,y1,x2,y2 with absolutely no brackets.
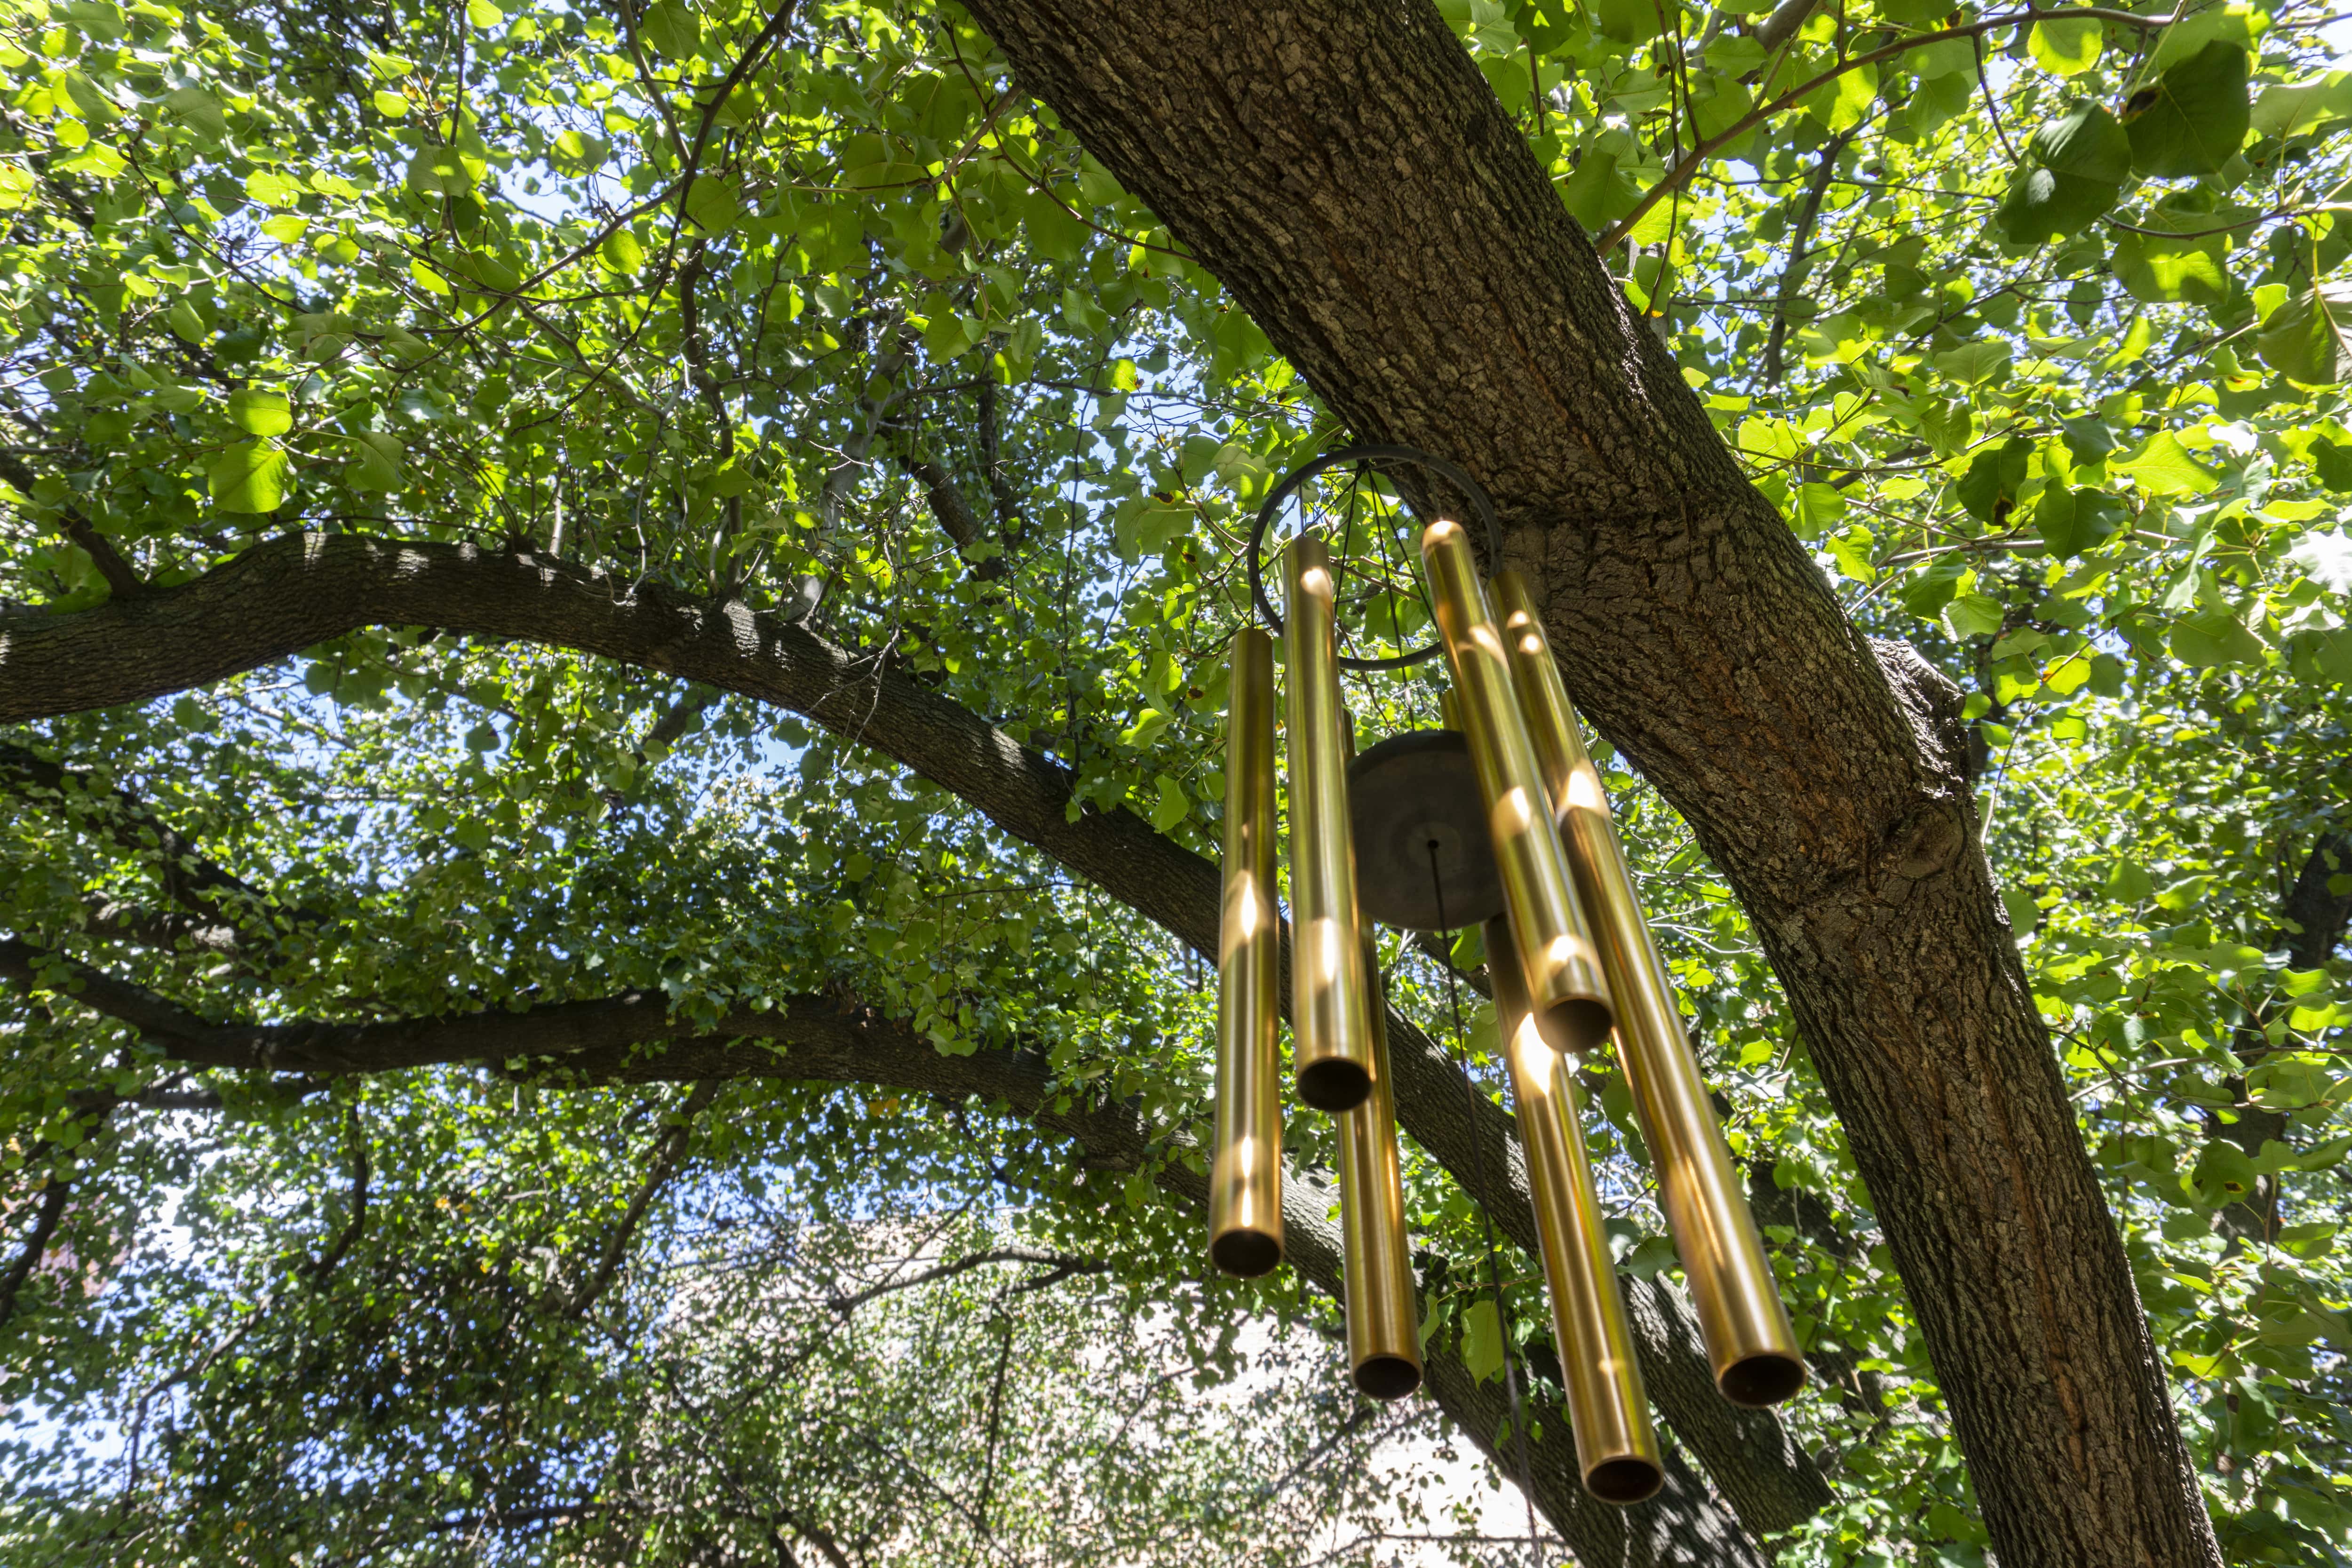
2216,831,2352,1244
0,936,1764,1568
950,2,2216,1564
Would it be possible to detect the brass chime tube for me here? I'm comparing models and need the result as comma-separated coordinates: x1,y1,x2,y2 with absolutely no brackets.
1282,534,1376,1112
1418,520,1612,1053
1210,627,1283,1278
1487,916,1661,1504
1493,570,1806,1408
1338,939,1422,1400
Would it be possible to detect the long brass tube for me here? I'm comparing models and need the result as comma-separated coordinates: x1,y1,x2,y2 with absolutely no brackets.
1418,520,1612,1053
1282,534,1376,1112
1338,939,1422,1399
1493,569,1807,1408
1210,627,1283,1277
1487,916,1661,1503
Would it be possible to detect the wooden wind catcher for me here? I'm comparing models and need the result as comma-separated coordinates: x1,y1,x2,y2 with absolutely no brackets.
1208,446,1804,1506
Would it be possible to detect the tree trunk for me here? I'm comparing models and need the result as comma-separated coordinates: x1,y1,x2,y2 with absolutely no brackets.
954,2,2218,1563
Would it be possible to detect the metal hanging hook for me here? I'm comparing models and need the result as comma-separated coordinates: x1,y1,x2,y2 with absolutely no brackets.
1246,443,1505,671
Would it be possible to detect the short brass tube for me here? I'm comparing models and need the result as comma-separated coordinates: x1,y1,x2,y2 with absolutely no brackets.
1493,570,1806,1409
1282,535,1376,1112
1210,627,1283,1277
1338,940,1421,1399
1418,520,1612,1052
1487,916,1661,1503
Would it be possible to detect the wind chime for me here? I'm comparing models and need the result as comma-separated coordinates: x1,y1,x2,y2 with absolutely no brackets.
1208,446,1805,1507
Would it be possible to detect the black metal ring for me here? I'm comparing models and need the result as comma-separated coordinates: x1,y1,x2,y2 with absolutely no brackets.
1246,443,1504,671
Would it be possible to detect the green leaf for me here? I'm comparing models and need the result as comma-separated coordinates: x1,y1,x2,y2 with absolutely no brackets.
2041,102,2131,179
1149,774,1189,832
167,301,206,343
2254,285,2352,386
162,86,225,142
2114,430,2218,496
343,432,404,491
1120,707,1174,748
244,169,302,207
406,143,482,197
1793,480,1847,538
1995,165,2121,245
2028,17,2102,78
466,0,502,25
2249,71,2352,138
226,389,292,437
1593,0,1666,45
207,439,288,513
1954,436,2031,520
2035,484,2123,558
2111,225,2229,307
2277,1221,2337,1260
2122,41,2249,179
2245,1055,2336,1111
1807,63,1878,135
1933,340,2012,387
1460,1297,1505,1384
450,249,520,294
2297,1134,2352,1172
1943,593,2005,639
1688,71,1753,141
2191,1138,2258,1204
683,175,743,234
643,0,701,58
2170,606,2266,667
549,130,606,175
1560,151,1641,232
599,228,646,274
2106,858,2155,903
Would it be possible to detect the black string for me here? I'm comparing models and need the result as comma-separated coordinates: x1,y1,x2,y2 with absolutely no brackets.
1428,844,1546,1567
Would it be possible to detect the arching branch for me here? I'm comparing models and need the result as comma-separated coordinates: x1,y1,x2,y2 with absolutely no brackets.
0,537,1828,1534
0,934,1766,1567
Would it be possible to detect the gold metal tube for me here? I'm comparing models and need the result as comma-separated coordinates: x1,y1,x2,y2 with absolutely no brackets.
1282,534,1376,1112
1418,520,1612,1052
1339,939,1421,1399
1210,627,1283,1277
1487,916,1661,1503
1493,570,1806,1408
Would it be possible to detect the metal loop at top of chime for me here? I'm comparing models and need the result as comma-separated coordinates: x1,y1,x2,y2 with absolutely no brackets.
1207,444,1807,1508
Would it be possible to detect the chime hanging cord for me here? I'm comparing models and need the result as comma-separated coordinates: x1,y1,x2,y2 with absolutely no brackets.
1427,844,1547,1567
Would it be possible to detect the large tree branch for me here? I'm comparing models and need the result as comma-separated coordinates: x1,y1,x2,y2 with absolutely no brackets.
0,452,145,600
0,1175,74,1328
894,449,1009,581
2279,831,2352,973
950,6,2210,1564
0,534,1827,1534
826,1248,1111,1314
1760,126,1854,389
0,741,275,924
560,1080,720,1318
1,938,1764,1567
2216,830,2352,1244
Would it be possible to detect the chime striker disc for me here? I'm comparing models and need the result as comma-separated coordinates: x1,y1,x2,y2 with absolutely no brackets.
1347,730,1503,932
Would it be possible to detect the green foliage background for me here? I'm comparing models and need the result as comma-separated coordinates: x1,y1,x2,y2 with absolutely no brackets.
0,0,2350,1561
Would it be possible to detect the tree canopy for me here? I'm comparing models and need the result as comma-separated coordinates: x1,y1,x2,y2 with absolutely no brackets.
0,0,2350,1563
